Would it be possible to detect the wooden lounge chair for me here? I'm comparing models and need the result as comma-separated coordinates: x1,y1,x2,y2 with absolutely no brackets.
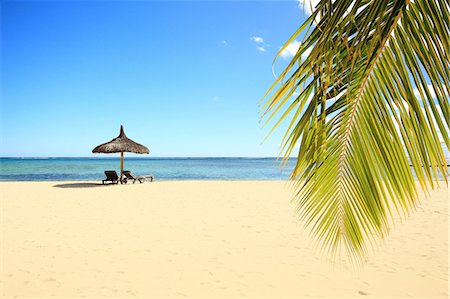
122,170,154,183
102,170,120,185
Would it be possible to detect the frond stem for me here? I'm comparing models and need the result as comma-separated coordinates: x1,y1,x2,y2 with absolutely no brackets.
335,4,405,241
339,8,404,167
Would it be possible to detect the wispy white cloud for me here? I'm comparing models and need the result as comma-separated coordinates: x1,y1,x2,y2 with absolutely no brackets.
297,0,321,15
256,46,267,52
299,0,353,23
250,36,270,53
280,40,312,60
250,36,264,43
221,40,230,47
280,40,300,59
212,95,220,102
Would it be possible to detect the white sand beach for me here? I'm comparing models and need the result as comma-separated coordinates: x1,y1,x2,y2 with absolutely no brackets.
0,180,448,298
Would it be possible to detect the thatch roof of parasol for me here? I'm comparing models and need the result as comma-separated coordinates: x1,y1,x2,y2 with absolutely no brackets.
92,125,149,154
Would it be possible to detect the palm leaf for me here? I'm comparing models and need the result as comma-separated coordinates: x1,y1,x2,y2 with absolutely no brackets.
263,0,449,260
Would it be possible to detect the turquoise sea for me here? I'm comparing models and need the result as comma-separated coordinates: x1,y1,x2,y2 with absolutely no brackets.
0,157,295,181
0,157,448,181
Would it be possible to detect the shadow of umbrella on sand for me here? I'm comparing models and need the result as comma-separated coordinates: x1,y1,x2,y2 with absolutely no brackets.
92,125,150,180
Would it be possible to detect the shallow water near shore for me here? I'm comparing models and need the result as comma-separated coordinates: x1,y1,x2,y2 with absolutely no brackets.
1,157,448,181
0,157,296,181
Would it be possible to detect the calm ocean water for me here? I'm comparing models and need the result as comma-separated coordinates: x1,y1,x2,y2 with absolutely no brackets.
0,158,295,181
0,157,447,181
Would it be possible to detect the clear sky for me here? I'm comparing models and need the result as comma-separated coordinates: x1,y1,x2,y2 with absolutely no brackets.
1,0,310,157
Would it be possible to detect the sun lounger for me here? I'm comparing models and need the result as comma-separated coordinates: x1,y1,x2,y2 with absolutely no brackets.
102,170,120,184
122,170,154,183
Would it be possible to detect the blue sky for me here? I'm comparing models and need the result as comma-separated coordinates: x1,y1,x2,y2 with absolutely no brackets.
1,0,310,157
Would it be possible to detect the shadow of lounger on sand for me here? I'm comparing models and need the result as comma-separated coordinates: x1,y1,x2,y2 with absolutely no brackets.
53,182,111,189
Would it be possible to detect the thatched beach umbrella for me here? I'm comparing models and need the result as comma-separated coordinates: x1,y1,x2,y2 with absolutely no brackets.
92,125,149,179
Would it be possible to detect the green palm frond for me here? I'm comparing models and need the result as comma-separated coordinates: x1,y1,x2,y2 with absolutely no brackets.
263,0,449,259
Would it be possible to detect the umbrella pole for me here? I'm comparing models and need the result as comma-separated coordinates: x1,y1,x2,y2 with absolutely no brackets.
120,152,124,180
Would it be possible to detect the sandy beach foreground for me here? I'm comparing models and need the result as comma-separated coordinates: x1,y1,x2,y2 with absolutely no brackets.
0,181,448,298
